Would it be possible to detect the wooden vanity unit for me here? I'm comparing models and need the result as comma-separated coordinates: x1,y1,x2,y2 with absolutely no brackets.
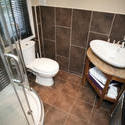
82,48,125,108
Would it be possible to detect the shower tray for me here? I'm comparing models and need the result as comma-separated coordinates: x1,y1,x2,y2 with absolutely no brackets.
0,84,44,125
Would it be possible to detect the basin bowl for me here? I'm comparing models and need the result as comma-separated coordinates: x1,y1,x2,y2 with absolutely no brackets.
90,40,125,68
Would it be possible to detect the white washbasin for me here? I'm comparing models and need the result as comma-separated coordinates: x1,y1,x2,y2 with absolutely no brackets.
90,40,125,68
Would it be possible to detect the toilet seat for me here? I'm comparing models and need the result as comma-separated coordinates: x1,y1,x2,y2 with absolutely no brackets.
27,58,59,75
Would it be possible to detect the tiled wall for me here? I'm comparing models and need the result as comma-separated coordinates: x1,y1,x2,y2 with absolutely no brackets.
32,6,125,76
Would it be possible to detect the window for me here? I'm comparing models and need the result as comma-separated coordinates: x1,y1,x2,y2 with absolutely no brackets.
0,0,34,44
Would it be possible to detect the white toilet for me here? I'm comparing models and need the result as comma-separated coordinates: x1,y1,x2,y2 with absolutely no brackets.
21,40,59,86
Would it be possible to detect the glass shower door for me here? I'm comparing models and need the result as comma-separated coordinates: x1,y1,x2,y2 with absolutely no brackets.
0,1,35,125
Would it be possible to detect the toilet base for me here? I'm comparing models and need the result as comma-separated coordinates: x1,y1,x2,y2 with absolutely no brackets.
35,76,54,86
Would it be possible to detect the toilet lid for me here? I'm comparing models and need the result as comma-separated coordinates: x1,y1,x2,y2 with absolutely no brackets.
28,58,59,74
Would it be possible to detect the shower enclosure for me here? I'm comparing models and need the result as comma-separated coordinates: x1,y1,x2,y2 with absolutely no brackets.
0,0,44,125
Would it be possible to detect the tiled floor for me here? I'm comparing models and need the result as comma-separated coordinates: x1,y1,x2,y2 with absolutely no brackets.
29,70,112,125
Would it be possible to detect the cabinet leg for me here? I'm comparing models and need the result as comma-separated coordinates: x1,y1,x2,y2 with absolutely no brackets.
97,98,103,108
110,84,125,114
82,75,86,86
96,75,112,108
82,57,90,86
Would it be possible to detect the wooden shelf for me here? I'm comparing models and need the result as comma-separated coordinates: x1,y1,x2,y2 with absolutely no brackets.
86,74,116,103
82,48,125,108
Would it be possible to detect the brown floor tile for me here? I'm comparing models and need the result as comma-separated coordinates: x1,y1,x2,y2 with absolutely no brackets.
101,101,113,112
92,118,109,125
91,111,110,125
71,99,93,122
52,78,67,93
67,73,82,87
55,70,70,81
92,102,110,121
31,84,42,93
83,82,93,88
95,97,113,112
44,103,52,114
30,70,111,125
65,115,89,125
38,87,58,105
60,81,80,98
55,70,82,86
78,85,96,104
53,92,75,113
44,107,68,125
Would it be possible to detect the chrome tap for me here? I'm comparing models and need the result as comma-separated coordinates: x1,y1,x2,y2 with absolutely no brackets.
121,36,125,48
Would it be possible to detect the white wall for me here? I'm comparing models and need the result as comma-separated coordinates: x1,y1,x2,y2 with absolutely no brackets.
31,0,125,14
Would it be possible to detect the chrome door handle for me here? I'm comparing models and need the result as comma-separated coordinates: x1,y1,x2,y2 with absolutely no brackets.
4,53,23,84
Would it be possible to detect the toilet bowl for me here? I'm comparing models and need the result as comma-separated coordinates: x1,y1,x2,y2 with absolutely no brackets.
21,40,59,86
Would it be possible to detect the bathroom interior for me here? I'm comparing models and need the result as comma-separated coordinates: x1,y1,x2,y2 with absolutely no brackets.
0,0,125,125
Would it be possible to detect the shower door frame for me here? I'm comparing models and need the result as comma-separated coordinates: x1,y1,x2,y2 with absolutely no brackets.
0,1,43,124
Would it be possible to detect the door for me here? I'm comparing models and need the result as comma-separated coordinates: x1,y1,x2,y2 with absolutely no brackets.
0,1,35,125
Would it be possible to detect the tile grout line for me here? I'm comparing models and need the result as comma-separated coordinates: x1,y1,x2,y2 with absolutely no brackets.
88,96,97,124
108,14,116,38
55,7,57,60
56,25,71,29
63,92,80,125
40,6,45,57
68,95,96,124
81,11,93,76
68,9,73,72
44,100,88,125
89,31,109,36
44,100,74,116
38,6,42,57
43,83,80,116
44,90,97,118
56,54,68,59
59,69,82,78
35,6,42,57
63,115,70,125
69,70,82,77
71,44,85,49
87,11,94,45
44,39,55,42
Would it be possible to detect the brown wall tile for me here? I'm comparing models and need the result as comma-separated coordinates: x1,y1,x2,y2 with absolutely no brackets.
90,12,114,34
56,8,72,27
110,14,125,41
72,9,91,48
87,32,108,47
32,7,43,56
36,6,41,24
35,40,39,56
35,5,125,76
88,32,108,42
69,46,85,75
43,24,55,40
56,27,70,57
38,24,44,56
41,6,55,28
56,56,69,71
41,6,55,40
44,40,55,59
